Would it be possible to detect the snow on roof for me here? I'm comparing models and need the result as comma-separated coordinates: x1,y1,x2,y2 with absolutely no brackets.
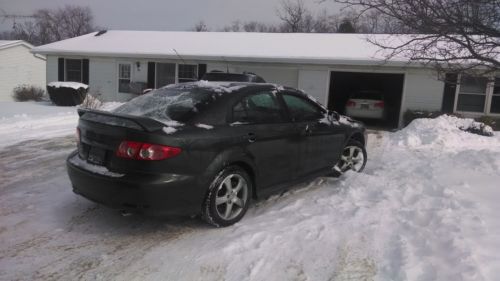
0,40,34,50
31,30,413,66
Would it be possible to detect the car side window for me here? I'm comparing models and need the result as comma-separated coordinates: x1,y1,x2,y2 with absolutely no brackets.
232,92,284,124
281,93,324,122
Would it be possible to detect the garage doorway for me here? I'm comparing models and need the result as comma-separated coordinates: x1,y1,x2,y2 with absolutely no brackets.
328,71,404,129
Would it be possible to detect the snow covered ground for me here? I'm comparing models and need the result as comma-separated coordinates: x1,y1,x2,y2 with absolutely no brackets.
0,103,499,281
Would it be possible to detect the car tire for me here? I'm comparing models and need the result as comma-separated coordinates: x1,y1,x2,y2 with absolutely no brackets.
201,166,252,227
332,139,367,177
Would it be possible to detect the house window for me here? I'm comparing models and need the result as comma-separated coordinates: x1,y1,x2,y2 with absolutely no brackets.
178,64,198,83
66,59,82,82
491,78,500,114
156,63,176,88
118,63,132,93
456,76,487,112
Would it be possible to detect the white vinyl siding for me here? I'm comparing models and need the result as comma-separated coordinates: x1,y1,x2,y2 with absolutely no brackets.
0,44,46,101
400,69,444,112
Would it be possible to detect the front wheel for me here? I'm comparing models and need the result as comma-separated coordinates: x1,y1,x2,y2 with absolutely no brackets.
201,166,252,227
332,140,367,176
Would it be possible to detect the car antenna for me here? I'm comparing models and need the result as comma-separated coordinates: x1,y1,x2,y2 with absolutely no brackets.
221,56,229,73
173,48,198,80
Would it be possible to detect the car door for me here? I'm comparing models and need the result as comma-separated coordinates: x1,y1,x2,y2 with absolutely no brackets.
280,92,345,176
230,90,299,191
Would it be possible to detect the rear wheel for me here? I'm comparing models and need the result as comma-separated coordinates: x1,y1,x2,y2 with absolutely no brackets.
202,166,252,227
332,140,367,176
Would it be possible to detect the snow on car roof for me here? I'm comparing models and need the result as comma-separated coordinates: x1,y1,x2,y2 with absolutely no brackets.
31,30,417,66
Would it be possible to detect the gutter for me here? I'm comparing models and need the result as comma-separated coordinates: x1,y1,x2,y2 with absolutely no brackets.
29,49,424,68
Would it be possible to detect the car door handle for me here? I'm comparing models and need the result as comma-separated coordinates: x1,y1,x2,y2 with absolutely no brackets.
247,132,256,143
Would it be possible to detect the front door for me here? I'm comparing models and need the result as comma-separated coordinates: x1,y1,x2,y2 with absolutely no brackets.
280,92,344,176
230,91,299,190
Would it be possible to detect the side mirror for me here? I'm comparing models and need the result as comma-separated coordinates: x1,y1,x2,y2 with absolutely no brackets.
328,110,340,121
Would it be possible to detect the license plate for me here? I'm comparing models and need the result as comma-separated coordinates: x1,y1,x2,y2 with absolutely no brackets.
361,104,369,109
87,147,106,165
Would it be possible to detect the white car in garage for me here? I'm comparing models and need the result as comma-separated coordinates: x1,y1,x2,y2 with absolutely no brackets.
345,90,385,120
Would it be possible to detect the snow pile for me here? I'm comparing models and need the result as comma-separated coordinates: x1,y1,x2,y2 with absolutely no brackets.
0,101,77,148
47,81,89,90
392,115,495,149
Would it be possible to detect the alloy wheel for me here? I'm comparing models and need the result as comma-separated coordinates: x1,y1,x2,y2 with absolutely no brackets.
335,145,365,173
214,174,248,220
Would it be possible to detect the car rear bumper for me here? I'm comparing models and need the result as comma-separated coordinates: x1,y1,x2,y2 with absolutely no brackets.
66,151,206,216
346,108,384,119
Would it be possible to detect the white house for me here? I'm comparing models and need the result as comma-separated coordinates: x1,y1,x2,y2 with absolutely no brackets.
31,31,500,127
0,40,46,101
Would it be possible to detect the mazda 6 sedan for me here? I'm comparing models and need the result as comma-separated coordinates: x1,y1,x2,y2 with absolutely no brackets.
67,82,367,227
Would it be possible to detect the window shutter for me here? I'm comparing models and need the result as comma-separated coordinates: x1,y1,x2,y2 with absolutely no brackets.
441,73,458,113
147,62,156,89
82,59,89,84
58,58,65,81
198,64,207,80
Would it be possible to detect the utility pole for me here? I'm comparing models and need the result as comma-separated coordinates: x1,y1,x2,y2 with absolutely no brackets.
0,9,36,27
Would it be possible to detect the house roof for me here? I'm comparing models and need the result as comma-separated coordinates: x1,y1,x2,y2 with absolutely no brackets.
0,40,34,50
31,30,413,66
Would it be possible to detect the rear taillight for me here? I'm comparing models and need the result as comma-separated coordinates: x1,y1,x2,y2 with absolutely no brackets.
116,141,181,161
346,100,356,107
374,101,385,108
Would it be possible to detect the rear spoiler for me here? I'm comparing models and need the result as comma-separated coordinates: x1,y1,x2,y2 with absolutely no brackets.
77,108,164,132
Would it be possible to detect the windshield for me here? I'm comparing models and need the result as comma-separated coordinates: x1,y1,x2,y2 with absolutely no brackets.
113,87,222,123
351,91,383,100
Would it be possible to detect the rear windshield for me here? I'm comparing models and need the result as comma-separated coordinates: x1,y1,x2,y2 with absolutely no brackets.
350,91,383,100
113,87,222,123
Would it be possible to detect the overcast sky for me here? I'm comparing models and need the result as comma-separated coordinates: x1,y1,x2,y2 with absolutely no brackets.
0,0,343,32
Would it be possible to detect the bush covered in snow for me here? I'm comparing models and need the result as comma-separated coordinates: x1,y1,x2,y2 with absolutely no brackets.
12,85,45,102
393,115,495,149
79,94,102,109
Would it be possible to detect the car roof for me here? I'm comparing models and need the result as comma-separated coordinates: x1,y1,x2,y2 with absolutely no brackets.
163,81,298,94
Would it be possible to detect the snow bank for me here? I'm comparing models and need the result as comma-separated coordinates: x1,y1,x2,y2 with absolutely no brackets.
47,81,89,90
392,115,496,149
0,102,77,148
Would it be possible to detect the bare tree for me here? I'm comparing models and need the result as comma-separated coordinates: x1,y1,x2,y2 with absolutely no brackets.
192,21,209,32
333,0,500,74
276,0,313,32
11,5,95,45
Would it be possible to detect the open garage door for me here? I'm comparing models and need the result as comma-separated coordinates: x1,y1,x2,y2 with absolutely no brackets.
328,71,404,129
